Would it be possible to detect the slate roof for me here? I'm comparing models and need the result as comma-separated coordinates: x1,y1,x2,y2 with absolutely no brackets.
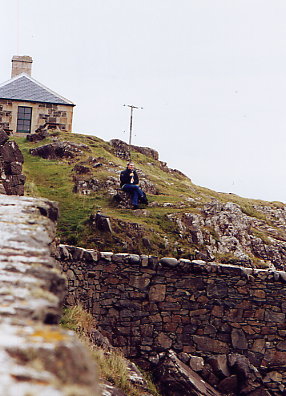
0,73,75,106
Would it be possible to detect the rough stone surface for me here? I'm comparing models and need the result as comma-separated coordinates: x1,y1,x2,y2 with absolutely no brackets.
0,195,99,395
0,131,25,195
154,350,222,396
26,129,49,142
30,141,90,160
167,200,286,269
73,174,119,196
60,245,286,394
110,139,159,161
112,190,133,208
92,212,113,233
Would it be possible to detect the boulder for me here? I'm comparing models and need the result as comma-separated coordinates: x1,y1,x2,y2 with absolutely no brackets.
0,130,9,145
189,356,205,372
112,190,133,208
154,350,222,396
92,213,113,233
208,354,230,378
26,130,49,142
217,375,238,394
73,163,91,174
138,177,158,194
228,353,262,393
30,141,90,160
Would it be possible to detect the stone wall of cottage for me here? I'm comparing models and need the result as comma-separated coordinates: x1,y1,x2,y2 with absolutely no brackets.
0,99,73,134
59,245,286,393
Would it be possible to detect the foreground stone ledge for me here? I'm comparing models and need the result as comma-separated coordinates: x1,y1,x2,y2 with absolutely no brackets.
0,195,99,395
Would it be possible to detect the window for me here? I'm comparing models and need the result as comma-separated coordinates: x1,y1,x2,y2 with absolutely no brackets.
17,106,32,133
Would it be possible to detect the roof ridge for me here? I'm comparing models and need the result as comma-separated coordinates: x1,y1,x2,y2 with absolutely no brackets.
0,73,75,106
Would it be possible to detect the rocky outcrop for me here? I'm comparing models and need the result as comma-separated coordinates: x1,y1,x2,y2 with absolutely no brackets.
0,130,25,195
30,140,90,160
168,201,286,269
0,195,99,395
110,139,159,161
112,190,134,208
112,190,149,208
73,175,118,196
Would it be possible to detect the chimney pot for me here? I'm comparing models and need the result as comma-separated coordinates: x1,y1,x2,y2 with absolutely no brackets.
11,55,33,78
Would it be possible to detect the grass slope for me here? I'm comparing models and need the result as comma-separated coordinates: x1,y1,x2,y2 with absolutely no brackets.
13,132,282,258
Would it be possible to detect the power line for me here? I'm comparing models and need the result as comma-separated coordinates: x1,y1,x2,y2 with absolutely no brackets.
123,104,143,145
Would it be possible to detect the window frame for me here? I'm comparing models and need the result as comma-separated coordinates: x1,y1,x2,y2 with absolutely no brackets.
16,106,32,133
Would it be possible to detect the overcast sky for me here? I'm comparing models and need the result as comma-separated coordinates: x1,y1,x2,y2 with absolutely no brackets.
1,0,286,203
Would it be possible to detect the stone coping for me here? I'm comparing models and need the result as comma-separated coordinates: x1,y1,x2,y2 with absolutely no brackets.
58,244,286,282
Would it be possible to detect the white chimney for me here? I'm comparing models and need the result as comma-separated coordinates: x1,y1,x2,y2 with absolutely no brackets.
11,55,33,78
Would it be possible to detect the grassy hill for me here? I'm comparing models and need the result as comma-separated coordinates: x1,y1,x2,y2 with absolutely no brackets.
13,131,286,268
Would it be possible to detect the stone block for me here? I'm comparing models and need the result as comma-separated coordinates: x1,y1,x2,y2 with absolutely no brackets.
189,356,205,372
252,289,266,298
127,254,141,264
130,275,150,290
231,329,248,350
277,340,286,351
159,257,179,267
209,354,230,378
252,339,266,354
265,310,285,323
140,255,148,267
211,305,224,317
112,253,129,263
84,249,99,262
207,280,228,298
156,333,173,349
149,284,166,302
99,252,113,261
217,375,238,394
193,336,229,354
264,350,286,367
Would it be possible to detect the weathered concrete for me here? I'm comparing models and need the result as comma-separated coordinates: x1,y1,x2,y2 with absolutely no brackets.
0,195,99,395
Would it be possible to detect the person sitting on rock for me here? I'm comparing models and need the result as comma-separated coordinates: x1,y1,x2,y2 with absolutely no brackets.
120,162,148,209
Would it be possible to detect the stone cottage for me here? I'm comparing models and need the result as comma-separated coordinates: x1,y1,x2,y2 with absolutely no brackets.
0,56,75,135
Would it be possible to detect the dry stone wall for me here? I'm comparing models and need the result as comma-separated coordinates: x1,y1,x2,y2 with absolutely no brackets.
0,130,25,195
60,246,286,394
0,195,99,396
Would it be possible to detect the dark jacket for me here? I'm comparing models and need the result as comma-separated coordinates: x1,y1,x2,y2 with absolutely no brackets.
120,168,139,187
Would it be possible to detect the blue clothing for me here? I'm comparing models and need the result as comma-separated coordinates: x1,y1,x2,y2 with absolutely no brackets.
122,184,144,206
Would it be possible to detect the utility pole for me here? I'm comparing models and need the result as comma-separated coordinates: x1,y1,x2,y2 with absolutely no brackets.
123,104,143,145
